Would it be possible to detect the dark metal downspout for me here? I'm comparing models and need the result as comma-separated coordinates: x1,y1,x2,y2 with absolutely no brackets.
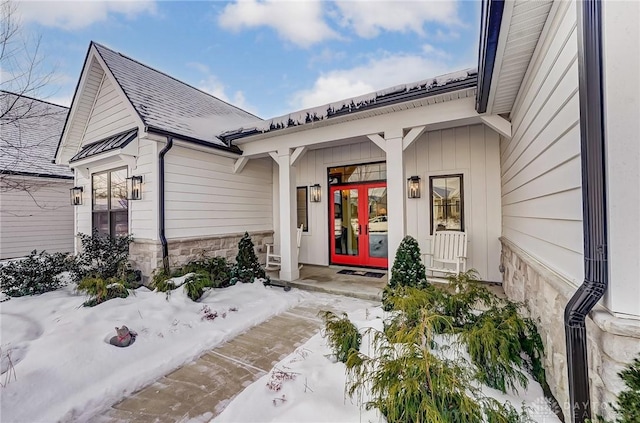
564,1,607,422
159,137,174,273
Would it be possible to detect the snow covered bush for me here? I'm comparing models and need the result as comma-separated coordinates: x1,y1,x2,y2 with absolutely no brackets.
70,230,134,283
604,353,640,423
151,256,233,301
320,311,361,363
76,276,129,307
0,250,72,296
231,232,268,284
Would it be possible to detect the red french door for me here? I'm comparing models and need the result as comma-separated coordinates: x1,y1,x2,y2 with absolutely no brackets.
329,182,388,268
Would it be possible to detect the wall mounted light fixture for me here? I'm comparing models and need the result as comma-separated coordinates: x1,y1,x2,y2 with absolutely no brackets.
70,186,83,206
407,176,421,199
126,175,143,200
310,183,321,202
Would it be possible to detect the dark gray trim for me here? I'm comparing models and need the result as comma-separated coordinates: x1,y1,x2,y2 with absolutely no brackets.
147,126,242,155
476,0,505,113
69,128,137,163
564,1,608,422
0,170,73,180
158,136,174,273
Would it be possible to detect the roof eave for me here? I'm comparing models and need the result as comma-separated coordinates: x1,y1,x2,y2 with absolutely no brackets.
225,77,478,144
476,0,506,114
147,126,242,155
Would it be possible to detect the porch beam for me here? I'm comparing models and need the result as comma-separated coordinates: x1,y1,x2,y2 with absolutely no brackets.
402,126,426,150
480,114,512,139
275,148,300,281
289,146,307,166
233,156,249,174
367,133,387,152
239,96,480,157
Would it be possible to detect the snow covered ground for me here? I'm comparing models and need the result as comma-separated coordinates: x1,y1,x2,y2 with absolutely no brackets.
1,282,561,423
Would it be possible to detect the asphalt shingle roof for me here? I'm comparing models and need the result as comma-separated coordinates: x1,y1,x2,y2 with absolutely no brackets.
93,43,261,148
1,91,72,178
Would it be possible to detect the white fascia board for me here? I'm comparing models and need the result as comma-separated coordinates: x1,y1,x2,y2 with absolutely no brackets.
240,96,481,157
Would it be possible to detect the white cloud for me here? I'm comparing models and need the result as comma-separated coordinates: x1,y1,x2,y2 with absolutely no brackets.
15,1,157,30
218,0,339,48
290,53,454,110
334,0,459,38
188,63,258,116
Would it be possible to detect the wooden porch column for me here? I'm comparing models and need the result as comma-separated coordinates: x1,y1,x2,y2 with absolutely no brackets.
385,128,406,269
275,148,300,281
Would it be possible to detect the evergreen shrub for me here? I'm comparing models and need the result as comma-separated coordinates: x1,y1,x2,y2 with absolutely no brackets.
231,232,267,284
320,311,362,363
70,230,134,283
0,250,71,296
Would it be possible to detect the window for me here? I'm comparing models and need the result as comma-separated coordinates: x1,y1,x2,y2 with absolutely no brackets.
296,186,308,232
92,168,128,237
430,174,464,234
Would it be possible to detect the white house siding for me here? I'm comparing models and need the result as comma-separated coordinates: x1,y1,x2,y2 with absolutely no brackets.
82,76,138,146
405,125,502,282
500,0,583,286
0,176,74,259
164,145,273,239
291,141,386,266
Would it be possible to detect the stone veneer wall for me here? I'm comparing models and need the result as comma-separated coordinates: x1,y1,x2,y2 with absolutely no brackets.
500,237,640,420
129,231,274,283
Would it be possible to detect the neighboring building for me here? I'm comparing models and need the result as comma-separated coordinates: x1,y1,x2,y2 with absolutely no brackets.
0,92,73,259
55,1,639,421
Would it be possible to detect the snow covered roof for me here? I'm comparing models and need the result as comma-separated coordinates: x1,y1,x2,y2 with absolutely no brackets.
0,91,72,179
92,42,261,149
69,129,137,163
221,68,477,142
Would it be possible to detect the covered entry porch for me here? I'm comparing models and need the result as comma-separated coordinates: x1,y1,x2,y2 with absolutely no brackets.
224,71,509,283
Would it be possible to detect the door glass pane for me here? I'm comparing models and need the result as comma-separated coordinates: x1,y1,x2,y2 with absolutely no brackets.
92,173,108,211
368,187,388,258
110,169,128,210
334,189,359,256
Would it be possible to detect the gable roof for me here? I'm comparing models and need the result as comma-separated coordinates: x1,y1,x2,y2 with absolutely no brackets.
221,68,477,143
1,91,72,179
92,42,261,148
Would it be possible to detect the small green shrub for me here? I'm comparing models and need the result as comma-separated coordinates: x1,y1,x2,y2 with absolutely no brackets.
612,354,640,422
151,256,233,301
76,276,129,307
0,250,71,296
70,230,133,282
383,235,427,311
231,232,267,284
320,311,362,363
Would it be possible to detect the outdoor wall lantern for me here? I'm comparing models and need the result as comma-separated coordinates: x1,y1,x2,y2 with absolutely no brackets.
70,186,83,206
310,184,322,202
126,175,143,200
407,176,421,199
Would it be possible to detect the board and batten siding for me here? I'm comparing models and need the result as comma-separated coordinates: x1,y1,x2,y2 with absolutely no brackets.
500,0,583,286
82,76,138,146
164,145,273,239
405,125,502,282
0,176,74,259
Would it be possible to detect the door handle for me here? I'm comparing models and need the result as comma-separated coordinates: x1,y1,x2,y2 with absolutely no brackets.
358,225,362,235
365,224,368,235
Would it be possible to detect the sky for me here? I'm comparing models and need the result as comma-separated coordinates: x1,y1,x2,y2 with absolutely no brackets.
8,0,481,119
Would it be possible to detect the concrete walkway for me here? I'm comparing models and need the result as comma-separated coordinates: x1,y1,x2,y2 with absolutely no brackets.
91,302,369,423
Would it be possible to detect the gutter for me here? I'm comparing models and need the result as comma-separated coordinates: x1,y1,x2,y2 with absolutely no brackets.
147,126,242,155
158,136,173,273
563,1,608,422
476,0,505,114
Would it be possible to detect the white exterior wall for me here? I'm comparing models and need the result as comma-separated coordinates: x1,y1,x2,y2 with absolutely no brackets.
406,124,502,282
602,0,640,318
164,145,273,239
83,76,138,145
0,176,74,259
284,125,501,281
501,1,584,286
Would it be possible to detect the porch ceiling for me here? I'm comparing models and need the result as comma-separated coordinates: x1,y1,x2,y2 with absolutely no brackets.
487,0,554,115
